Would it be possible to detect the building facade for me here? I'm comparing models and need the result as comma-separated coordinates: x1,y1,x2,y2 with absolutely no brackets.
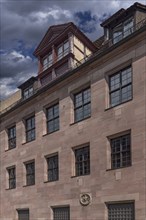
0,2,146,220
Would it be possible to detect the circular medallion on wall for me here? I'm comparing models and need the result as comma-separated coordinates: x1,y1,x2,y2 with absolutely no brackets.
80,193,91,206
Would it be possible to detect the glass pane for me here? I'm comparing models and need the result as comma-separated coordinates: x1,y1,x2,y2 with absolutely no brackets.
48,120,54,133
47,107,54,120
54,118,59,131
122,68,132,85
83,89,91,104
124,18,133,37
75,107,83,122
31,117,35,128
58,46,63,55
110,73,120,91
75,93,83,108
83,103,91,118
110,90,120,106
54,104,59,117
121,85,132,102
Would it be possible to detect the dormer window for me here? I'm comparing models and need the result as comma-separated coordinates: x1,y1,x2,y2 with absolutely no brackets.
43,52,53,71
57,40,69,60
23,86,34,99
113,17,134,44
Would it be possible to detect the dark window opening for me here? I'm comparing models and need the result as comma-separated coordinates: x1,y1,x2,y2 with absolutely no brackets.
47,155,59,182
8,126,16,149
53,207,70,220
75,146,90,176
23,86,34,99
108,202,135,220
109,66,132,107
111,134,131,169
47,104,59,134
17,209,29,220
26,116,35,142
74,88,91,122
25,162,35,186
7,167,16,189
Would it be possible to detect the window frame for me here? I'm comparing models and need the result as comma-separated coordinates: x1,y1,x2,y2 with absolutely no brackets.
23,86,34,100
46,154,59,182
8,125,16,150
25,161,35,186
17,209,29,220
57,40,70,60
46,103,59,134
25,115,35,143
112,17,134,44
74,87,91,123
109,66,132,107
107,201,135,220
74,146,90,177
43,52,53,70
52,206,70,220
110,133,131,169
7,166,16,189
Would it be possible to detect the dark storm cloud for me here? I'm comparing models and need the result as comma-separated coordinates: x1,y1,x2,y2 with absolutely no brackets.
74,11,98,33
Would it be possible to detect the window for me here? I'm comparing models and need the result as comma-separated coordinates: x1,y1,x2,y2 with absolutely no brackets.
109,66,132,107
8,126,16,149
7,167,16,189
53,207,70,220
111,134,131,169
74,88,91,122
17,209,29,220
113,17,134,44
23,86,33,99
46,104,59,134
25,161,35,186
25,116,35,142
57,40,69,60
47,155,59,182
107,202,134,220
43,52,53,70
75,146,90,176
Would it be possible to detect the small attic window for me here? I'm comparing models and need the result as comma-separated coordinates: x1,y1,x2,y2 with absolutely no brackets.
57,40,69,60
113,17,134,44
43,52,53,71
23,86,34,99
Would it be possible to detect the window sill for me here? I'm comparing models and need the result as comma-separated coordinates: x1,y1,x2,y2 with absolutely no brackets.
105,98,132,111
44,179,59,183
71,173,90,178
6,187,16,190
42,129,59,137
23,184,35,187
70,116,91,126
5,147,16,152
22,139,35,145
106,165,132,171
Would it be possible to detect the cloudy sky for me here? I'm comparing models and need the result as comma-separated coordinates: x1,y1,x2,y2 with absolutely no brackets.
0,0,145,100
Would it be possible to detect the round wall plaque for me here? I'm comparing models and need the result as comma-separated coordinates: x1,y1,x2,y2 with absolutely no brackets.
80,193,91,206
